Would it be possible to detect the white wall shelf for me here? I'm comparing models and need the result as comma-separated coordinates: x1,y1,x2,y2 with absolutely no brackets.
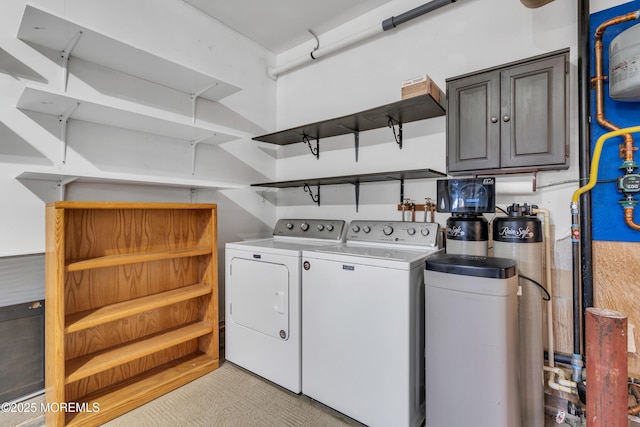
14,4,252,192
17,86,240,144
0,47,44,81
16,168,245,202
17,4,240,102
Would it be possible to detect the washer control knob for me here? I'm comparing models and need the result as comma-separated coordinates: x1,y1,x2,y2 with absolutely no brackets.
407,227,416,236
326,224,334,232
363,226,371,233
383,225,394,236
421,228,430,236
300,222,309,231
317,224,325,231
286,223,294,230
352,225,361,233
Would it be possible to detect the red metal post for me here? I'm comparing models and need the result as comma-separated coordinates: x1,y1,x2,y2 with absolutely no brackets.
586,307,628,426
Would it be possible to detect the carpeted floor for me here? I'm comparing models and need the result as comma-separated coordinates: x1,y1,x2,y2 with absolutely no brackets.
103,361,364,427
4,361,639,427
1,361,364,427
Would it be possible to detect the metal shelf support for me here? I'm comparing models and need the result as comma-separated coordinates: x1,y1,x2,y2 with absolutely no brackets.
190,83,218,124
190,134,215,175
302,134,320,159
338,124,360,162
57,176,78,201
354,181,360,212
59,102,79,164
303,183,320,205
387,116,403,149
60,31,82,92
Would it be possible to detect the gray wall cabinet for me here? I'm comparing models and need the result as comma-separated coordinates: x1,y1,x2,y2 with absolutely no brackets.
446,49,569,174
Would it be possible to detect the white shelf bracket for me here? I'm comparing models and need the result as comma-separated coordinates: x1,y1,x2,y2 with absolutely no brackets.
57,176,78,201
190,134,214,175
190,83,218,124
60,31,83,92
59,102,80,164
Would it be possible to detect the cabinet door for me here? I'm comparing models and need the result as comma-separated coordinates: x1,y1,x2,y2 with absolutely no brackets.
500,54,568,169
447,72,501,173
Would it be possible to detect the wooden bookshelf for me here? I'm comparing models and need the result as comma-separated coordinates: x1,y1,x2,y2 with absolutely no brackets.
45,202,219,426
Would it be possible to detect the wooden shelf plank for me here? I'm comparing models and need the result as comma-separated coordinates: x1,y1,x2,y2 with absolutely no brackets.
65,353,219,427
66,247,212,272
65,283,213,333
65,322,213,384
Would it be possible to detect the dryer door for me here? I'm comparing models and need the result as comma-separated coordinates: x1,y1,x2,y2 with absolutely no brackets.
229,258,289,340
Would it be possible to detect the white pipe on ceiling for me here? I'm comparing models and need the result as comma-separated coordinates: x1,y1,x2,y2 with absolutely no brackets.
269,0,456,79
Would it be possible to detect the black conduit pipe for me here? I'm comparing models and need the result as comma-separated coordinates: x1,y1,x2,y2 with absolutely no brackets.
578,0,592,366
571,205,583,381
382,0,457,31
568,0,592,384
544,351,574,366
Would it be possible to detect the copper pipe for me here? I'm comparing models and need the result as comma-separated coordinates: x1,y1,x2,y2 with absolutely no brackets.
624,207,640,230
586,307,628,427
593,12,639,162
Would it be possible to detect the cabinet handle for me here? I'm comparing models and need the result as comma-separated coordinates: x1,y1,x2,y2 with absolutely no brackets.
503,115,511,122
491,116,498,123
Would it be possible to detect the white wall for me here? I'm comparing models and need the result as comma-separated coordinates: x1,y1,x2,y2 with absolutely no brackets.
0,0,278,259
272,0,626,252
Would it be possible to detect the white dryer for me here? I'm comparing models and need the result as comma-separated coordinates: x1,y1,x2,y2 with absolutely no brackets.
225,219,346,394
301,220,442,427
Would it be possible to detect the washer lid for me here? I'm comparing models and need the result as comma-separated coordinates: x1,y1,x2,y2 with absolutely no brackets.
425,254,517,279
307,244,441,270
226,238,343,256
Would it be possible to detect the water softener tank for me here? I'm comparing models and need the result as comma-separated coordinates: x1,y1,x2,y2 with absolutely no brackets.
445,215,489,256
610,22,640,102
493,203,544,427
425,254,520,427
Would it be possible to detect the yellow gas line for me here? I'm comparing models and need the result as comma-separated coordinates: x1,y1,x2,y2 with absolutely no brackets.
572,126,640,204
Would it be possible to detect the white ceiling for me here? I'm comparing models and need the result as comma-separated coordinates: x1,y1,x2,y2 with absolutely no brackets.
183,0,392,54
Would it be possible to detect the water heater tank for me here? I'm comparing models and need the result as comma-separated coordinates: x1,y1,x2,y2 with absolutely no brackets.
610,22,640,102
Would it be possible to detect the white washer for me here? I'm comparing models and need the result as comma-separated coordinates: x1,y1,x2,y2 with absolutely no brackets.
225,219,346,394
301,220,442,427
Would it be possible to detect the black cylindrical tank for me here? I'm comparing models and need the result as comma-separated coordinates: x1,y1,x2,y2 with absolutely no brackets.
445,215,488,256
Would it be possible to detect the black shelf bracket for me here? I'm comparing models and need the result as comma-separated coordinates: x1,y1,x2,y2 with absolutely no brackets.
302,134,320,159
338,125,360,162
387,116,403,149
303,183,320,205
400,178,405,203
354,181,360,212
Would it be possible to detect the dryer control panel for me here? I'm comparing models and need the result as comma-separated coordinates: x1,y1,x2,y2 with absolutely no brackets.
347,220,441,248
273,219,346,240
